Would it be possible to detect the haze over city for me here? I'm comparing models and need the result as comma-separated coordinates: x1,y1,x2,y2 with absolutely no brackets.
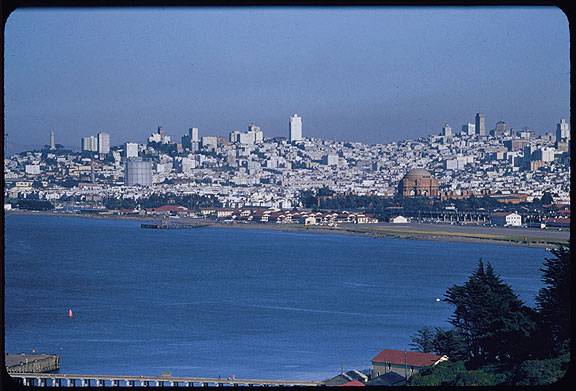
4,7,570,152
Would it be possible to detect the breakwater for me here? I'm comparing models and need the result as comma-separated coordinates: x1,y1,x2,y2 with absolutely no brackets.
5,354,60,373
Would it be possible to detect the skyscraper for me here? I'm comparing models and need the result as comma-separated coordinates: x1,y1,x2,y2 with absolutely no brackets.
462,123,475,136
289,114,302,142
189,127,199,143
49,130,56,150
441,124,452,138
475,113,486,137
492,121,508,138
97,132,110,155
556,119,570,141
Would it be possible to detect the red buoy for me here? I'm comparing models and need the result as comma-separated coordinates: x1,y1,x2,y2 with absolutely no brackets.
68,309,73,318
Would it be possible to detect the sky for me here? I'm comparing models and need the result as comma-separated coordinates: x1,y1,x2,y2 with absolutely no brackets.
3,6,570,152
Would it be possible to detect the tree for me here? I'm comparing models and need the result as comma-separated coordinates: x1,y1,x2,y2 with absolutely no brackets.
507,353,570,385
535,247,570,356
410,326,435,353
431,328,468,361
408,361,502,386
540,191,554,206
444,260,536,366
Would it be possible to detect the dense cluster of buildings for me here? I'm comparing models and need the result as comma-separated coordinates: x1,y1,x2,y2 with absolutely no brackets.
4,113,571,225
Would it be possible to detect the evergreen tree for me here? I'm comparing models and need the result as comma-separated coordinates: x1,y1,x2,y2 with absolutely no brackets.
444,260,535,366
535,247,570,356
410,326,435,353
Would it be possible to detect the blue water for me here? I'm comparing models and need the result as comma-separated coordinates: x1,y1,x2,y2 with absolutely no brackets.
4,214,548,380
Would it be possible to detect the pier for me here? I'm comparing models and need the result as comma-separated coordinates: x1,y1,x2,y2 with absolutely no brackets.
5,354,60,374
9,373,320,387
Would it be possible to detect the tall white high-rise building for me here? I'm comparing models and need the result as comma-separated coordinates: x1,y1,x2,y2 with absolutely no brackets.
189,127,199,143
289,114,303,142
97,132,110,154
441,124,452,138
556,119,570,141
50,130,56,150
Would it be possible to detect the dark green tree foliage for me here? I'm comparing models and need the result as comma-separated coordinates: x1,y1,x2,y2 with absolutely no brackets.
103,193,222,211
410,326,435,353
408,361,502,386
410,327,468,360
535,247,571,355
431,329,468,361
16,199,54,211
444,260,535,366
507,353,570,385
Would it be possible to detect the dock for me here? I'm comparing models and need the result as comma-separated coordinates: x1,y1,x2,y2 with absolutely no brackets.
5,354,60,374
8,373,320,387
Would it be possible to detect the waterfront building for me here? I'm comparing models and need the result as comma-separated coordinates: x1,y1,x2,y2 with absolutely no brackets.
49,130,56,150
491,212,522,227
97,132,110,155
556,119,570,141
397,168,439,197
371,349,448,378
289,114,303,142
390,215,408,224
475,112,486,137
124,158,152,186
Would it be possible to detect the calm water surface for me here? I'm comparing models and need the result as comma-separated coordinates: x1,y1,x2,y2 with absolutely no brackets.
4,214,548,380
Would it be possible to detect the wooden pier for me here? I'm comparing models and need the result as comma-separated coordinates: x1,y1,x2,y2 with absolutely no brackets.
8,373,320,387
5,354,60,374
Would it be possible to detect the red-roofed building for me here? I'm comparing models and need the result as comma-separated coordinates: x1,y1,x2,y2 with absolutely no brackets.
371,349,448,378
338,380,365,387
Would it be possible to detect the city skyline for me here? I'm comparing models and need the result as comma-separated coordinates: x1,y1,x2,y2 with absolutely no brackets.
4,7,570,152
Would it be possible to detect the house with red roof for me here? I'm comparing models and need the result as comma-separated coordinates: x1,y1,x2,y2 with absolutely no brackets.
371,349,448,378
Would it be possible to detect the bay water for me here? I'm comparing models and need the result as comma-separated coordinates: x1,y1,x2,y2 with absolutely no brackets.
4,214,548,380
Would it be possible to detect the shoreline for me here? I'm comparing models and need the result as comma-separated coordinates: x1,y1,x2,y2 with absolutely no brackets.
5,209,569,248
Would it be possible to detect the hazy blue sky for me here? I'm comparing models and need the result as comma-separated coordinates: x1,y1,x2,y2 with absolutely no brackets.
4,7,570,151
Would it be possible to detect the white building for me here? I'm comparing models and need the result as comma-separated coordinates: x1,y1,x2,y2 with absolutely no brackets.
390,215,408,224
50,130,56,150
289,114,303,142
97,132,110,154
189,127,199,143
125,143,139,159
322,154,338,166
556,119,570,141
82,136,98,152
505,212,522,227
25,164,41,175
201,136,218,150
